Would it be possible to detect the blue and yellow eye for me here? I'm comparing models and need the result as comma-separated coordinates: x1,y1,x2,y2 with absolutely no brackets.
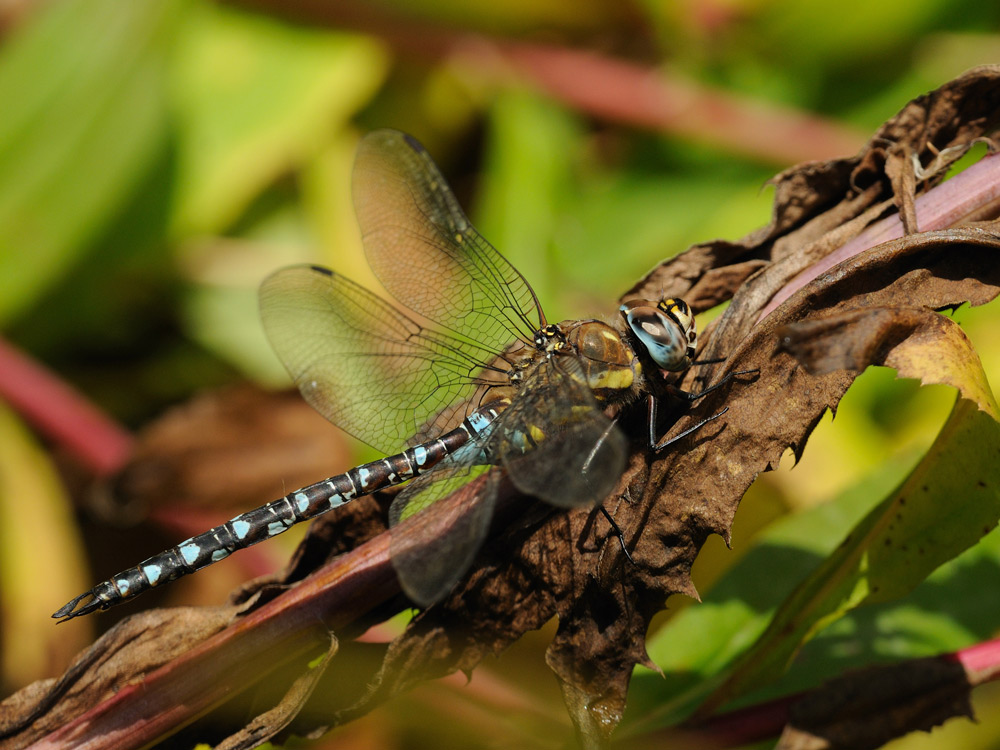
620,298,697,372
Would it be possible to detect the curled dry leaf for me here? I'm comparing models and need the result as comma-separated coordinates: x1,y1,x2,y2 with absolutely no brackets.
775,655,974,750
0,607,235,745
6,66,1000,750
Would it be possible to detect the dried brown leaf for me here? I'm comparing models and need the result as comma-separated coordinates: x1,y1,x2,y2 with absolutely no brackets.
0,607,235,747
776,656,973,750
109,385,348,521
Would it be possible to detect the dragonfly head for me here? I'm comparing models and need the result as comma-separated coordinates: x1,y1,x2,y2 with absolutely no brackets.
534,323,568,352
620,297,696,372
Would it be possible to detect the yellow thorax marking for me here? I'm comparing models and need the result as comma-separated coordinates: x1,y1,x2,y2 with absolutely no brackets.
592,368,634,392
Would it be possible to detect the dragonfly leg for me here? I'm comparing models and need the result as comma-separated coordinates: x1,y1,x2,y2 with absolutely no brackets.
650,393,714,452
648,368,760,453
599,505,635,564
667,367,760,404
646,366,758,453
580,415,635,563
580,413,621,477
649,401,729,453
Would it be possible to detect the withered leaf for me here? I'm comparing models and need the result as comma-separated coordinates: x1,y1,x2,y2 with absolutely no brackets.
109,384,349,522
0,607,235,746
776,656,974,750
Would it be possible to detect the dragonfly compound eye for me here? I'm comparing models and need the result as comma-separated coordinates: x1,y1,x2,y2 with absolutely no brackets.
620,299,695,372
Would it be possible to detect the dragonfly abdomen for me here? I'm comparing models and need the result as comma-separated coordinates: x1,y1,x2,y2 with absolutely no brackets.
52,407,500,621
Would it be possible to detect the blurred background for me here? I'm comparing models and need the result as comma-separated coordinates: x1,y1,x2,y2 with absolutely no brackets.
2,0,1000,747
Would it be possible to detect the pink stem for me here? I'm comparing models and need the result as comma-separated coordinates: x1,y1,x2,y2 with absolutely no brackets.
0,336,133,476
229,0,866,165
680,634,1000,747
493,42,866,165
759,151,1000,321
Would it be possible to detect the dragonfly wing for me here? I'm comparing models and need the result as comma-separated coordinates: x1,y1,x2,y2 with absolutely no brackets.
388,456,497,607
353,129,544,349
497,357,627,508
260,265,498,455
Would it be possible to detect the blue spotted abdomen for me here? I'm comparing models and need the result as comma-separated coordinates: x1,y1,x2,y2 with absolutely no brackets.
54,406,500,619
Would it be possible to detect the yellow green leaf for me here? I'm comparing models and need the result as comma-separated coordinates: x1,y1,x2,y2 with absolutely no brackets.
168,2,388,237
0,0,176,322
0,404,92,685
701,311,1000,712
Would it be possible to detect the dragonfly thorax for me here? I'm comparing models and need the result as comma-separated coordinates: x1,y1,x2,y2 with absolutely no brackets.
561,320,640,403
620,297,696,373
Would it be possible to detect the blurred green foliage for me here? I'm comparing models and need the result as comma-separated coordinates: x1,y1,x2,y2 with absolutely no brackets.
2,0,1000,747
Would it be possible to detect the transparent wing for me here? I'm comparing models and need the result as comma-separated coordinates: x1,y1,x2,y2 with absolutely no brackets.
387,355,627,606
389,455,498,607
353,129,545,350
260,265,508,455
497,357,627,508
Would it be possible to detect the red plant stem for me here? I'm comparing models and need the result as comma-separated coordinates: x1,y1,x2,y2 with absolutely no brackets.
685,693,798,746
29,475,497,750
0,336,133,476
487,42,865,165
230,0,866,166
759,151,1000,321
30,530,400,750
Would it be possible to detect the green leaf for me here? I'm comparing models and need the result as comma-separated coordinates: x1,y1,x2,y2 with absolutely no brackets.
0,0,177,323
168,2,388,237
476,90,582,315
698,314,1000,713
556,170,771,298
0,403,92,684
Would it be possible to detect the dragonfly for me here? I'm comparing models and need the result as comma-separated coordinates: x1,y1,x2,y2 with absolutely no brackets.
53,130,745,621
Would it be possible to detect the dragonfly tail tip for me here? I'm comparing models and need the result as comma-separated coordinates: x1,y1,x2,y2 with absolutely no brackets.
52,592,103,621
